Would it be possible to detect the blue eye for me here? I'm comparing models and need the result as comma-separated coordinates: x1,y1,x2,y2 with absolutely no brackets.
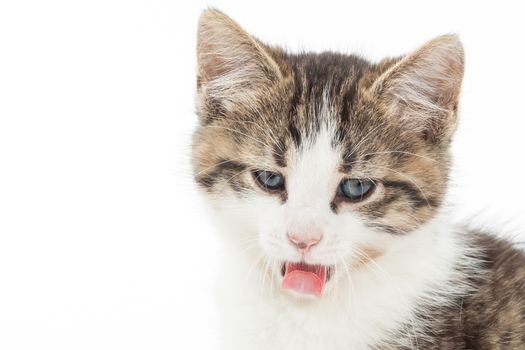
338,179,374,201
253,170,285,191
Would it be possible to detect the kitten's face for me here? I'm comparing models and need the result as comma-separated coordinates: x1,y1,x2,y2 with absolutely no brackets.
193,10,463,298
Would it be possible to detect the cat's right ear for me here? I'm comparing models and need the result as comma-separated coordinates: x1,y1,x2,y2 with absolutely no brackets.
369,35,464,143
196,9,282,121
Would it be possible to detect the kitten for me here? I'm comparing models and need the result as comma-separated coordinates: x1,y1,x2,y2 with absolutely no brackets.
192,9,525,350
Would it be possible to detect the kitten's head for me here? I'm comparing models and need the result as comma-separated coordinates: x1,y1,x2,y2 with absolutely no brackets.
192,10,463,298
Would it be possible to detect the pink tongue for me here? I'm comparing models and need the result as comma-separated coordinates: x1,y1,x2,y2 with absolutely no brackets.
281,264,326,297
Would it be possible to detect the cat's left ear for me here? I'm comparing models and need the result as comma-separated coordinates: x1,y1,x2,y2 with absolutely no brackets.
196,9,283,119
370,35,464,142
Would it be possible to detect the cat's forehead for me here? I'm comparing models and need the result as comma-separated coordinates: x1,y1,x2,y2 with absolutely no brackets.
235,54,396,169
287,52,369,92
285,52,368,125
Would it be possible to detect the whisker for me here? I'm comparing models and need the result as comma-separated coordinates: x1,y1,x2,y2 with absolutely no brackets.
211,168,253,194
344,121,388,161
261,254,273,292
269,258,276,294
358,150,437,163
337,253,356,305
200,124,284,160
242,117,285,155
244,253,266,284
351,246,421,349
201,124,272,149
193,155,263,178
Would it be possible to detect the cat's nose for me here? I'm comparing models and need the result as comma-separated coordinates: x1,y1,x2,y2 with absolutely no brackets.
287,233,322,253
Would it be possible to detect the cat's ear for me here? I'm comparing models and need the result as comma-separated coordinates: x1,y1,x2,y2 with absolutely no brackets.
196,9,282,114
370,35,464,142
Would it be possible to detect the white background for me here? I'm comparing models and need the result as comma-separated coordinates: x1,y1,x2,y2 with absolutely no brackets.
1,1,524,349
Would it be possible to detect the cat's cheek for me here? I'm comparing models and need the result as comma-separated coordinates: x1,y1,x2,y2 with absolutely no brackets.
201,191,274,242
256,208,298,259
329,212,397,257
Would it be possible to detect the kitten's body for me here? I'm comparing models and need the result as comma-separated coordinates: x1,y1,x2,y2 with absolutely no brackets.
192,10,525,349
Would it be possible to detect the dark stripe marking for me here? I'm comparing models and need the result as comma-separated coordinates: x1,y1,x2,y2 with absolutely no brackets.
383,180,437,208
288,122,302,148
195,159,248,192
367,223,404,235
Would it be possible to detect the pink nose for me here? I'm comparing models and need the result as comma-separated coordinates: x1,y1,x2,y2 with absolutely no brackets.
287,234,322,253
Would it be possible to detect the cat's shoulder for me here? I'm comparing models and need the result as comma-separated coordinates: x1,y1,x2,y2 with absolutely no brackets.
461,230,525,348
470,230,525,281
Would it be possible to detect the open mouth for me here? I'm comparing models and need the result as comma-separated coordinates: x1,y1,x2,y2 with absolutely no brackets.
280,262,333,298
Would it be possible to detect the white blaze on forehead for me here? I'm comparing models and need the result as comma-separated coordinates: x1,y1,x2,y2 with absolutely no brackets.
285,124,341,234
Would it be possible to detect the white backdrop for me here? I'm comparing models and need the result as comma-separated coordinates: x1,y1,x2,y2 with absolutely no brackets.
1,1,524,349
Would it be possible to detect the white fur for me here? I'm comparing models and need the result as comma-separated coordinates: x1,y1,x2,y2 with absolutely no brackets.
204,120,476,350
